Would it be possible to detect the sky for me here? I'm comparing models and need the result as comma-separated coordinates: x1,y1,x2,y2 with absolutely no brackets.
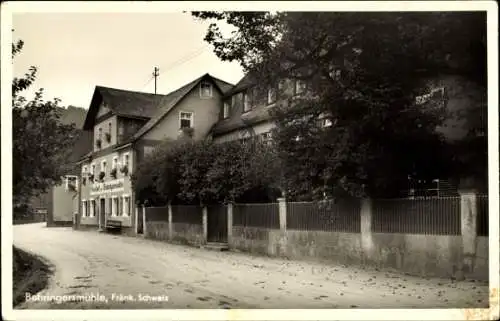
12,12,245,109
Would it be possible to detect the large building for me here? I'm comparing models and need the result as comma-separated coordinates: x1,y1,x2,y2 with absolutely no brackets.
73,70,486,233
76,74,233,233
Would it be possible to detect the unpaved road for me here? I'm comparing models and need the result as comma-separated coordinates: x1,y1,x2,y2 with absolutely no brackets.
13,223,488,309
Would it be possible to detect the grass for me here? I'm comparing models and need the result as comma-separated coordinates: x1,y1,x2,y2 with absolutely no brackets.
13,246,52,307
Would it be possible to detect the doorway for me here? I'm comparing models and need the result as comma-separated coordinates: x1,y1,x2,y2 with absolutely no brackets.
99,198,106,228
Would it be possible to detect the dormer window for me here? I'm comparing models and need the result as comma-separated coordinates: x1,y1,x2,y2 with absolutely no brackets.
179,111,194,129
200,81,213,98
223,101,231,119
243,92,251,112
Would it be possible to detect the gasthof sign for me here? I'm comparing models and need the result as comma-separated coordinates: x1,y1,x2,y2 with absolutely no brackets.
90,179,125,196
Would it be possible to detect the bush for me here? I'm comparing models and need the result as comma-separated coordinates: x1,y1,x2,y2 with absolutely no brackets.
133,138,282,206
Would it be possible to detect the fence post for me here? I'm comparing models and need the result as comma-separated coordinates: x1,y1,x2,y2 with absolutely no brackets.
142,205,147,237
277,198,287,255
168,202,173,240
458,189,478,278
134,206,139,234
277,198,287,232
360,198,374,263
227,203,233,243
202,206,208,244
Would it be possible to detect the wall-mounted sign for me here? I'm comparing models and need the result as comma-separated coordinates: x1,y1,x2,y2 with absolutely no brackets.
90,178,124,196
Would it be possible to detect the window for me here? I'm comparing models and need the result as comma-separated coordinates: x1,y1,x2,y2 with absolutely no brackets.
261,132,272,145
123,195,131,216
90,199,95,217
112,156,118,169
123,153,130,169
65,175,78,192
82,200,87,217
98,128,102,140
323,119,333,127
179,111,193,129
295,79,306,95
329,69,341,80
267,87,277,105
243,92,251,112
108,122,112,133
82,165,87,176
112,197,119,216
200,81,213,98
101,160,107,175
91,163,96,176
223,101,231,119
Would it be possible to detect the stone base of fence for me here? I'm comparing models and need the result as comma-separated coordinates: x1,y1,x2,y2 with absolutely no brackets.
140,192,488,281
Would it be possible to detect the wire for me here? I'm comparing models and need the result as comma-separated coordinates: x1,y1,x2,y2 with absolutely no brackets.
139,75,154,92
158,44,209,74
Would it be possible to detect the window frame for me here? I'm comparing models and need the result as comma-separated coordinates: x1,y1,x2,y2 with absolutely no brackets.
294,79,307,96
199,81,213,98
267,86,277,105
223,100,231,119
89,199,95,217
101,160,107,176
65,175,78,191
122,195,130,217
112,156,119,169
82,200,87,217
243,91,251,113
179,111,194,129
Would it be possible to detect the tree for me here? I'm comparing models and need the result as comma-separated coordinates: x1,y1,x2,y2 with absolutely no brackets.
192,12,487,199
12,37,78,209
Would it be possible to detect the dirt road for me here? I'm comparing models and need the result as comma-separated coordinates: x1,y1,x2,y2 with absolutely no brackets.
13,223,488,309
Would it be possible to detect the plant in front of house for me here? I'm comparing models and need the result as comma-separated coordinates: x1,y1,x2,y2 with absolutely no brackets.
120,164,129,176
179,127,194,138
96,139,102,149
105,132,111,143
99,171,105,181
110,167,117,178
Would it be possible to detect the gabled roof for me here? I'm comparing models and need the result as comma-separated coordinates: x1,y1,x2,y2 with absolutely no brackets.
122,73,234,145
83,86,168,130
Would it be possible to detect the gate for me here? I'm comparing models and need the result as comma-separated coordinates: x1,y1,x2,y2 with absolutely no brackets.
207,205,227,243
137,208,144,234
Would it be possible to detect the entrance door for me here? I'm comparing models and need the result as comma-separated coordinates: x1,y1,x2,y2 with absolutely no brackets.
207,205,227,243
99,198,106,228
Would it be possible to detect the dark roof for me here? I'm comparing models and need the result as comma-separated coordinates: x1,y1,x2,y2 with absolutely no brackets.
63,129,93,175
83,86,168,130
126,73,234,143
223,73,256,97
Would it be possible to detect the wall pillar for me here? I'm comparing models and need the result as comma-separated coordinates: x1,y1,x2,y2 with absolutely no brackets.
202,206,208,244
459,189,478,276
227,203,233,242
168,202,173,240
277,198,287,255
134,206,139,234
142,205,147,237
360,198,374,263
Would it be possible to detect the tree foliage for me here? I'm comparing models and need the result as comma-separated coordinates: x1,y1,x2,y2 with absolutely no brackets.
192,12,487,199
132,138,280,206
12,37,78,207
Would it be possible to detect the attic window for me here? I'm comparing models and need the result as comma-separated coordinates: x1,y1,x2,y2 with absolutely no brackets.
200,82,213,98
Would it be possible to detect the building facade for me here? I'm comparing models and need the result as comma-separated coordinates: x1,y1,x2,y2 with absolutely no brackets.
76,74,233,233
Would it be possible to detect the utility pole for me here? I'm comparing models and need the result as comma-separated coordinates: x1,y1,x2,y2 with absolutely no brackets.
152,67,160,95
